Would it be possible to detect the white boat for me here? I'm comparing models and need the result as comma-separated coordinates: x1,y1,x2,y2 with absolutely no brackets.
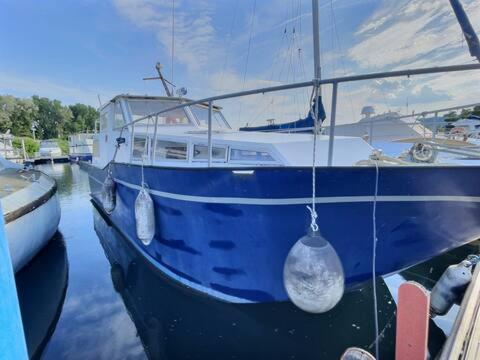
39,139,62,157
0,133,25,163
68,133,94,162
0,157,61,272
323,106,432,143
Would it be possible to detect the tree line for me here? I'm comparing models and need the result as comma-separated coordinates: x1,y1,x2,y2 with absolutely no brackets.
0,95,98,139
444,106,480,121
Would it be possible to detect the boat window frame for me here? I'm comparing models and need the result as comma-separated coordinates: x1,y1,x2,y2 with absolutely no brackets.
154,138,189,162
130,134,152,163
228,146,278,164
191,143,228,163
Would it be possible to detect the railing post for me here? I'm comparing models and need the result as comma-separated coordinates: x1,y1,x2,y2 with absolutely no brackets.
368,120,373,145
433,111,438,139
152,115,158,164
208,101,213,167
327,82,338,166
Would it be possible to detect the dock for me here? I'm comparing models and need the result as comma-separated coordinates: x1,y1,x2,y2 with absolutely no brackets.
440,263,480,359
24,156,70,166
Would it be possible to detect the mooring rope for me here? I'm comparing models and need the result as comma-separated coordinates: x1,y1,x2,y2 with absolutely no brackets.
372,160,380,360
307,86,319,232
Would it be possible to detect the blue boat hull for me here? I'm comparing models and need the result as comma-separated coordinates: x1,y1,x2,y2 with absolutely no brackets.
83,162,480,303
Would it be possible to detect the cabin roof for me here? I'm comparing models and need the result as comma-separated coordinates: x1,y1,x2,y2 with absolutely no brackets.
100,94,223,112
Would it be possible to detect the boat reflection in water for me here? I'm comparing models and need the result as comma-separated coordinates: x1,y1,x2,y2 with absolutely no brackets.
94,206,399,359
15,233,68,359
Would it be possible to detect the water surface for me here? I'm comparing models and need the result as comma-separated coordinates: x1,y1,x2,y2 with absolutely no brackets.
14,163,479,359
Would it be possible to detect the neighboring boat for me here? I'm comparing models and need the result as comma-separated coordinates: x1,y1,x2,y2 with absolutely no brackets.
15,234,68,359
239,111,314,133
0,157,61,272
323,106,432,142
0,132,25,163
39,139,62,157
68,133,94,162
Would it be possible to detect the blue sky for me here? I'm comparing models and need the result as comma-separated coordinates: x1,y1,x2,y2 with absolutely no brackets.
1,0,479,126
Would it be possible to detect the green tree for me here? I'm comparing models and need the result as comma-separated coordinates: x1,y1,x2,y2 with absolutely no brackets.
32,96,73,139
472,106,480,117
444,111,458,122
12,137,39,156
68,103,98,133
460,108,472,118
10,98,38,137
0,95,16,133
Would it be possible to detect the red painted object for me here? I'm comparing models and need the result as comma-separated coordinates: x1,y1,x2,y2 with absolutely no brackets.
395,281,430,360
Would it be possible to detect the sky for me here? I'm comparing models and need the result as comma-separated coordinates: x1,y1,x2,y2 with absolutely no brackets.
0,0,479,127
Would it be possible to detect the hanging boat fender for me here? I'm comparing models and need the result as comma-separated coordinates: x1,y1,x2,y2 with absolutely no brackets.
430,260,472,316
101,172,116,214
135,183,155,245
283,229,345,313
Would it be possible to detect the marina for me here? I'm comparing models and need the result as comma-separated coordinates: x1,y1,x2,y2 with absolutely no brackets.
1,0,480,358
5,163,480,359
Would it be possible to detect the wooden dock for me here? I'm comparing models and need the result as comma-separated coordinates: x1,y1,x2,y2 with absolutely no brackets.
440,263,480,359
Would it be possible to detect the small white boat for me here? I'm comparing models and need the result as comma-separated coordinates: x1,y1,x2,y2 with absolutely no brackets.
39,139,62,157
68,133,94,162
0,158,61,272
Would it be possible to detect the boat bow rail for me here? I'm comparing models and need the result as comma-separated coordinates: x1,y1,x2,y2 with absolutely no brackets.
110,63,480,168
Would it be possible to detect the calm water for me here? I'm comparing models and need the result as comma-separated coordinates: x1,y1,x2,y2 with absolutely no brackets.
14,163,480,359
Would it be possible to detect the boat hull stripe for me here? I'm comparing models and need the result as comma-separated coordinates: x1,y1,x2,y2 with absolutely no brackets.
88,176,480,205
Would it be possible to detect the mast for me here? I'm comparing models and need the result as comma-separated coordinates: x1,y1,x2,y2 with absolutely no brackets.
312,0,321,82
449,0,480,62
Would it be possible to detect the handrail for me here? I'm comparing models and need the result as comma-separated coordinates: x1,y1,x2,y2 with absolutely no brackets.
121,62,480,166
123,63,480,128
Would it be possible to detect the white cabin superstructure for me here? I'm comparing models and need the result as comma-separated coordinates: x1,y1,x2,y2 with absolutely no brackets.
92,95,374,169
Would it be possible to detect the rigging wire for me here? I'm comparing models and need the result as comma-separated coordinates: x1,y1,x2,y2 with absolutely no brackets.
237,0,258,124
329,0,356,122
171,0,175,95
219,0,240,91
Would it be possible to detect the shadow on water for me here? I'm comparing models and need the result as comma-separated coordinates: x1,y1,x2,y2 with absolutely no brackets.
94,207,397,360
15,163,478,359
15,233,68,359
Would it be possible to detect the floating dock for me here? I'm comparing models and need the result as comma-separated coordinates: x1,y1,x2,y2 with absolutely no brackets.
25,156,70,166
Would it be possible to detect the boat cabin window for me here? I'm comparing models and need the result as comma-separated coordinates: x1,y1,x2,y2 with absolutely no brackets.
127,99,191,126
193,145,227,161
190,105,230,129
132,135,149,161
99,111,108,132
114,102,125,129
155,140,188,161
230,149,275,162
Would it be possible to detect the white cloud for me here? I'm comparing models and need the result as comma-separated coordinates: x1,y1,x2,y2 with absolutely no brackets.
349,0,480,69
112,0,218,73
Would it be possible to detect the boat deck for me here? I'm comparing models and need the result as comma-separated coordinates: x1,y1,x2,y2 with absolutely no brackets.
0,168,35,199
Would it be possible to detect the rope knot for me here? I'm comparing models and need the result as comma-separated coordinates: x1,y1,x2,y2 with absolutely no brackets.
306,205,319,232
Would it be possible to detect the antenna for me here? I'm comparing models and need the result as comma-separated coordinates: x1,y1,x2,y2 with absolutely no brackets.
143,62,174,97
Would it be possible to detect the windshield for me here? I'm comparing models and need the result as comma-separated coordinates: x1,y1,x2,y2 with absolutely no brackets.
189,105,230,129
126,99,191,126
